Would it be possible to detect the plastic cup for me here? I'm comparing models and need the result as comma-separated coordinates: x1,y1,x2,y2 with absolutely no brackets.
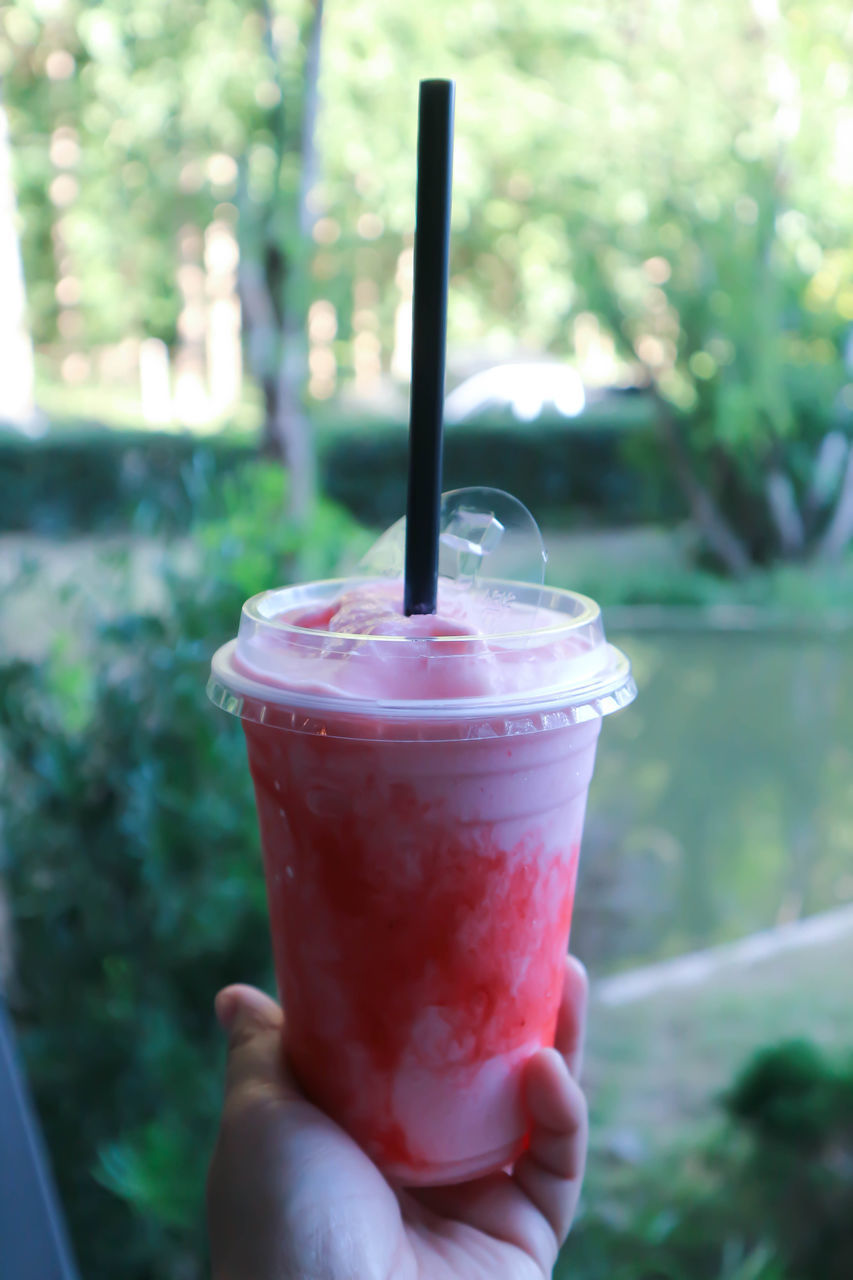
208,577,635,1185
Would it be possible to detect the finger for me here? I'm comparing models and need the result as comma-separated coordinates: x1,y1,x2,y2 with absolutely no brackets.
512,1047,588,1253
555,955,588,1081
216,983,283,1036
408,1040,588,1273
214,984,295,1103
406,1169,559,1272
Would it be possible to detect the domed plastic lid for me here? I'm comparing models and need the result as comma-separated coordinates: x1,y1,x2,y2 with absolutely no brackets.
209,488,636,731
208,575,635,727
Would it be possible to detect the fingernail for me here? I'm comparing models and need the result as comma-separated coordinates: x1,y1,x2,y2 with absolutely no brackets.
215,988,239,1032
568,954,588,981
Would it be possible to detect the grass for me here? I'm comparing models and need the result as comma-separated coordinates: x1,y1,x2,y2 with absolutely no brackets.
550,923,853,1276
544,525,853,615
31,370,264,437
583,924,853,1167
29,370,656,440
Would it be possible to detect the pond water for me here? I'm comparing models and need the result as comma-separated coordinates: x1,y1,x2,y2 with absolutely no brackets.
574,622,853,975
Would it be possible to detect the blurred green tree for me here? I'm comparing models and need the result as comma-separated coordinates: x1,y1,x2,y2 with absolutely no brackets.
321,0,853,570
0,90,38,429
4,0,853,563
236,0,323,517
0,463,365,1280
560,0,853,571
3,0,322,512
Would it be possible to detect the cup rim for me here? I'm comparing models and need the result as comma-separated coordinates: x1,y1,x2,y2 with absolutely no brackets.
243,577,602,645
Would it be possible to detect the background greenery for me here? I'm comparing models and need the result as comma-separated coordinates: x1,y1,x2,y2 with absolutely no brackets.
563,1039,853,1280
0,396,679,536
1,466,361,1276
3,462,852,1280
1,0,852,1277
4,0,853,563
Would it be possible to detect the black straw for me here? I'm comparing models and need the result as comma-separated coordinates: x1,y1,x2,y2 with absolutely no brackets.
404,79,455,616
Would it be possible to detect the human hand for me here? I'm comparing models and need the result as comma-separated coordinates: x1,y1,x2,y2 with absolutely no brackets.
207,956,588,1280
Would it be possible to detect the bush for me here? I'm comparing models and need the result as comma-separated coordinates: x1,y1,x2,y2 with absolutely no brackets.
322,407,684,531
564,1040,853,1280
0,464,366,1280
723,1040,853,1280
0,399,683,537
0,428,253,535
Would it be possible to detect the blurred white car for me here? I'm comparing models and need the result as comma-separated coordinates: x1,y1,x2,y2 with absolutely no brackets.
444,362,586,424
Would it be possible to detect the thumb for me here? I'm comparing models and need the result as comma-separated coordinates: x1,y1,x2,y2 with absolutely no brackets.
209,988,301,1280
215,984,294,1103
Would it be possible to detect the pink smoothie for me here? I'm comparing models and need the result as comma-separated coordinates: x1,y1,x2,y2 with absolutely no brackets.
209,577,634,1183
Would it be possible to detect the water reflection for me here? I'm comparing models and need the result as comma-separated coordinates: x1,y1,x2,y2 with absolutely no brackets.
575,627,853,974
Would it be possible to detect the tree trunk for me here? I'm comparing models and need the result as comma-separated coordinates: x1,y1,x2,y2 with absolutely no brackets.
765,467,805,557
817,443,853,561
268,0,323,521
298,0,324,237
241,258,315,521
0,101,40,434
804,430,848,526
655,395,753,577
240,0,324,522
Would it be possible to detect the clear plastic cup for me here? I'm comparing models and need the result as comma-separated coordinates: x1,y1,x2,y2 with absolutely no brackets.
209,576,635,1184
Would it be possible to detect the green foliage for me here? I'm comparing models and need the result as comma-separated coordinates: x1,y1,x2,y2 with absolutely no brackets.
322,404,680,531
8,0,853,565
3,0,305,347
725,1039,843,1147
562,1040,853,1280
561,549,853,610
0,427,252,534
723,1041,853,1280
2,456,852,1278
0,464,363,1280
0,402,678,535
